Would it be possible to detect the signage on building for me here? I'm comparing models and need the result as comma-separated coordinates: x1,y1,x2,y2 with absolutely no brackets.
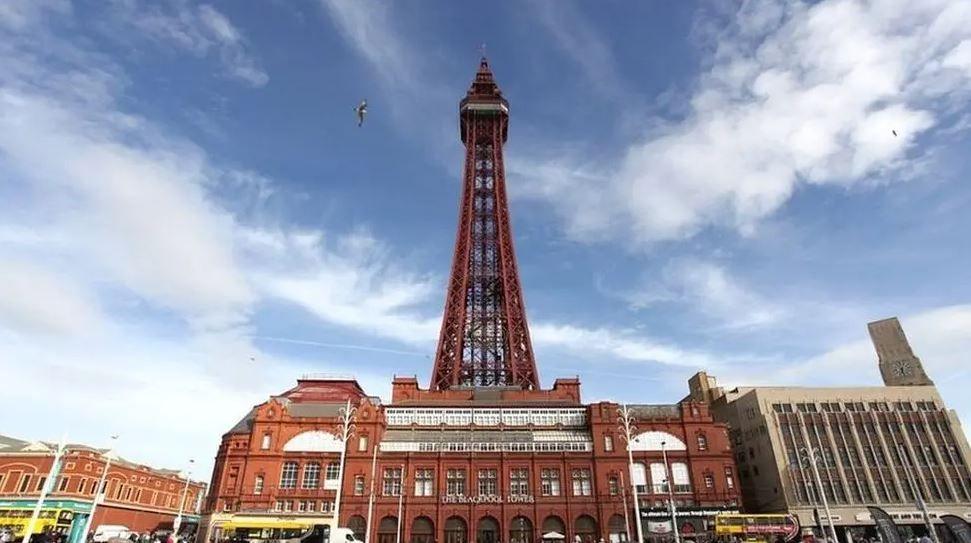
641,507,739,519
440,494,534,504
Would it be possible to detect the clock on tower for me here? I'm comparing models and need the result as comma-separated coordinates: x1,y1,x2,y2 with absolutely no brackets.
868,317,934,387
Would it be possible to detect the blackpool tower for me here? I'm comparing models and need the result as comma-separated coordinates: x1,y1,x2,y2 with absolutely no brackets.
430,58,540,390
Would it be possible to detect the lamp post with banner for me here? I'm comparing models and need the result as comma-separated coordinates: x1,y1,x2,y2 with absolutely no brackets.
23,436,67,543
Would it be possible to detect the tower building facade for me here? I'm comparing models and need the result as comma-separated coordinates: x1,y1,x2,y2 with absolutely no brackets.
200,60,740,543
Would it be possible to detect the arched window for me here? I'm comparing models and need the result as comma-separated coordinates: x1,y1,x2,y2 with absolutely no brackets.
696,433,708,451
282,431,343,452
573,515,598,543
348,516,367,541
378,517,398,543
607,515,627,542
542,516,565,539
510,516,532,543
629,431,687,452
412,517,434,543
446,517,468,543
477,517,500,543
631,463,647,494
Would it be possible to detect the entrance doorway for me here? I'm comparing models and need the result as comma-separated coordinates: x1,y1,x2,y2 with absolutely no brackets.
378,517,399,543
510,517,533,543
412,517,434,543
478,517,500,543
446,517,468,543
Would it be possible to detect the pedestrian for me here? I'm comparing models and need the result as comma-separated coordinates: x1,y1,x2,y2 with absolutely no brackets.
918,536,932,543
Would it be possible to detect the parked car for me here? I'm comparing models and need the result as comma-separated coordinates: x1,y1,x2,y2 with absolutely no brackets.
93,526,131,543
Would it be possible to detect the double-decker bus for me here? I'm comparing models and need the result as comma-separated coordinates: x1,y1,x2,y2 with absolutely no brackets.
221,522,330,543
0,508,75,542
714,514,800,542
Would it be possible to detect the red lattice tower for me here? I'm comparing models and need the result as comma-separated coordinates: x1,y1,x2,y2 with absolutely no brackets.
430,58,540,390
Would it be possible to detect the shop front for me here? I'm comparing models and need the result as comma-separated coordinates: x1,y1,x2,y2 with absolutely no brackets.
640,507,740,543
0,498,94,543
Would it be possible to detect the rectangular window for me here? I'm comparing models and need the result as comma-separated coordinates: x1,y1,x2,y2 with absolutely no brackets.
302,463,321,489
307,501,316,512
446,469,466,496
134,489,142,502
298,500,307,512
541,469,560,496
325,462,340,481
604,435,614,452
608,476,619,496
358,435,369,452
354,475,365,496
254,475,264,495
572,468,592,496
280,461,298,489
36,477,47,492
283,500,292,512
697,434,708,451
704,474,715,488
261,433,271,450
58,476,71,492
725,467,734,489
510,468,529,496
414,469,434,496
383,467,402,496
478,469,498,496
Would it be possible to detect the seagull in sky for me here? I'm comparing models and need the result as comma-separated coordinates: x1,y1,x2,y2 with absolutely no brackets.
354,99,367,127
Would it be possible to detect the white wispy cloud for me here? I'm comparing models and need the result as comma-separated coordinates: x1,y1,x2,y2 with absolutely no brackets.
108,0,269,87
618,259,785,329
516,0,971,243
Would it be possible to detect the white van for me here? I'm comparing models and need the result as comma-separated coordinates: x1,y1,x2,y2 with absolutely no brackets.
328,528,363,543
93,525,131,542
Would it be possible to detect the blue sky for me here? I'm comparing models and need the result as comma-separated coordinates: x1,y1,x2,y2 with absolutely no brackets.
2,0,971,479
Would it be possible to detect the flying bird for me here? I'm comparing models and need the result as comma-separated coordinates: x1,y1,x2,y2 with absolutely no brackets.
354,99,367,127
892,129,898,137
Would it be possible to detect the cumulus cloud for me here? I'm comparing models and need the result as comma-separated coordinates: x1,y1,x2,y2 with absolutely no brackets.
516,0,971,243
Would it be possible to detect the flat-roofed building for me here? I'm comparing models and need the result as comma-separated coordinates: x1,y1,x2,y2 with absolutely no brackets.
689,318,971,541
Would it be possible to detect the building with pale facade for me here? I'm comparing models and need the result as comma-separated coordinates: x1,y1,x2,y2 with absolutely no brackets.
689,318,971,540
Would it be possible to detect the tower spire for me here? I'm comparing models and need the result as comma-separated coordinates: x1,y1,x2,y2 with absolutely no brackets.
430,60,540,390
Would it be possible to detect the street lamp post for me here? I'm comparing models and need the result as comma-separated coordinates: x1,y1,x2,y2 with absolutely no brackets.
365,441,378,543
82,435,119,542
799,447,837,542
897,445,939,543
24,436,67,543
660,442,680,543
395,465,406,543
173,459,195,538
619,472,631,543
618,405,644,543
333,399,357,526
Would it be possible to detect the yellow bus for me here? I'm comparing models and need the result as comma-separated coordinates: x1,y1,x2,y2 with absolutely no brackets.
0,508,75,541
714,514,800,542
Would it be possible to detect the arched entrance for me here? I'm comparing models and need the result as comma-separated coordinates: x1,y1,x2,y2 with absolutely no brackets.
348,516,367,542
477,517,500,543
412,517,434,543
446,517,468,543
542,517,566,543
574,516,598,543
379,517,399,543
510,516,533,543
607,515,628,543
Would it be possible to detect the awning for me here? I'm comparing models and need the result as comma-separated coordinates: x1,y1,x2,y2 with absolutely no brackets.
222,521,315,530
543,532,566,540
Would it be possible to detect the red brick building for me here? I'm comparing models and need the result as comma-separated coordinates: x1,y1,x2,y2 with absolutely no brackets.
201,58,740,543
0,434,206,542
202,375,739,543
